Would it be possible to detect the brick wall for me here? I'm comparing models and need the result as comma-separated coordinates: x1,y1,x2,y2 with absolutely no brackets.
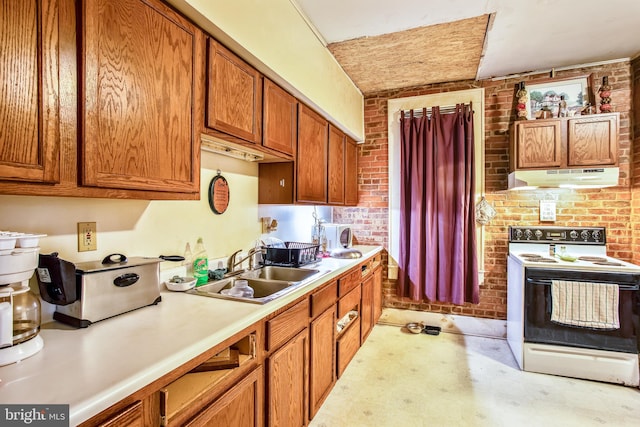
334,60,635,320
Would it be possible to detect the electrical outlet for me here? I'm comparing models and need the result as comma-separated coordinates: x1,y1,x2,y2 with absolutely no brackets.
77,222,97,252
540,201,556,222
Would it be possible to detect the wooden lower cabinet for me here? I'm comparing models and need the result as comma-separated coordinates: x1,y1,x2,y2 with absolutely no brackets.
309,305,336,419
266,329,309,427
185,366,263,427
80,253,383,427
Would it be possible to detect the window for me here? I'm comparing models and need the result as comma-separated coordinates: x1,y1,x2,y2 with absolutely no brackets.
386,88,486,282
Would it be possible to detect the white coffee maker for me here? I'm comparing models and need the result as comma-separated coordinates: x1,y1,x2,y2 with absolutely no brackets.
0,246,43,366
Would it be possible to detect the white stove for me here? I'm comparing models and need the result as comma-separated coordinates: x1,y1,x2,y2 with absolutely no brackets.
507,226,640,387
509,248,640,273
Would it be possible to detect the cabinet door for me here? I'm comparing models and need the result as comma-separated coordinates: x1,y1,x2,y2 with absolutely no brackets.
328,124,345,205
267,329,308,427
258,162,294,204
372,266,383,324
309,306,336,419
344,137,358,206
567,114,618,166
0,0,60,183
186,366,263,427
336,316,360,378
81,0,201,193
361,275,374,343
263,78,296,156
207,39,262,144
514,121,562,169
297,104,328,203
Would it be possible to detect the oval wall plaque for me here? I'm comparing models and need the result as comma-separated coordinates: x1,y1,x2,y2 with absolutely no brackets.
208,171,229,214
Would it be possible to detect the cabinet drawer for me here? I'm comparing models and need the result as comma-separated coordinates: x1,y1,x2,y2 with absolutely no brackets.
336,316,361,378
338,268,360,297
338,285,361,320
160,333,257,426
96,401,143,427
185,366,263,427
266,298,309,352
311,280,337,318
363,253,382,277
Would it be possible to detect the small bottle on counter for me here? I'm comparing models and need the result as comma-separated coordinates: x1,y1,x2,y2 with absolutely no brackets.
183,242,193,276
193,237,209,286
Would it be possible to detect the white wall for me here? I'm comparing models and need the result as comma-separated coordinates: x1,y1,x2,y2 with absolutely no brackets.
167,0,364,141
258,205,332,243
0,151,262,266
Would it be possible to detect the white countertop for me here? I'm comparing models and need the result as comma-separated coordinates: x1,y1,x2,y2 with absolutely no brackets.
0,246,382,425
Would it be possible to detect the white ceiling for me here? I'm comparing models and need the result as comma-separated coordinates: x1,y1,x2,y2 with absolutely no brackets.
293,0,640,84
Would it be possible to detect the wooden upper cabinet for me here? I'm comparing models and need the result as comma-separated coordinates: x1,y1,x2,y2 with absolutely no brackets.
0,0,60,184
567,114,618,167
206,39,262,144
327,125,345,205
511,113,619,171
297,104,328,203
512,120,562,169
81,0,202,193
258,162,293,204
263,78,296,156
344,137,358,206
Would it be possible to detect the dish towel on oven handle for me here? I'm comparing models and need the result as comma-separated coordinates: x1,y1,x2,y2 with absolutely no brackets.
551,280,620,329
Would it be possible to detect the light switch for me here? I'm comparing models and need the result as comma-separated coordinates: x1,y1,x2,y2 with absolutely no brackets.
540,201,556,222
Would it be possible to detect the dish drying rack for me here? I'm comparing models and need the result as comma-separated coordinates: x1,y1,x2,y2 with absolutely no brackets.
262,242,319,267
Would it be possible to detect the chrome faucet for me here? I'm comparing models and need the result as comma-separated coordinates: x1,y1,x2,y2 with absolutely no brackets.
227,246,264,273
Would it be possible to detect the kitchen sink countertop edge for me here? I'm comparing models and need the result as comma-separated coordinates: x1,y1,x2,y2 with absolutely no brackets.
0,245,382,426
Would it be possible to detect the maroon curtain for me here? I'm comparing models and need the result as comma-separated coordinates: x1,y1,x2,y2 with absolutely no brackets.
397,104,479,305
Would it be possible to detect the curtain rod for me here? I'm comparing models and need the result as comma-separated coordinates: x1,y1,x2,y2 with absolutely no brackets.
401,102,472,118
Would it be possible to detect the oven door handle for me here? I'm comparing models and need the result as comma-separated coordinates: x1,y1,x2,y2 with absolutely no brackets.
526,277,639,291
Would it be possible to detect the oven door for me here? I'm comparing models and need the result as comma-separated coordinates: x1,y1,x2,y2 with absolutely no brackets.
524,267,640,354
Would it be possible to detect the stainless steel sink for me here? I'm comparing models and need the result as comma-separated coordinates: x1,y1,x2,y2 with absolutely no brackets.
187,266,327,304
247,266,320,282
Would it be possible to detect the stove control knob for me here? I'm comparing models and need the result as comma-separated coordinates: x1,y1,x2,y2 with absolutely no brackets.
535,229,543,239
524,229,533,239
570,230,578,240
581,230,590,241
514,229,523,240
592,230,601,241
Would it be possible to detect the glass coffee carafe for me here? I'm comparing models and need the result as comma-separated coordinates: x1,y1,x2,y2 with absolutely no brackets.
0,281,41,346
0,245,44,366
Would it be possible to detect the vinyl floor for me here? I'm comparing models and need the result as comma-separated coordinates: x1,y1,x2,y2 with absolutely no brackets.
309,324,640,427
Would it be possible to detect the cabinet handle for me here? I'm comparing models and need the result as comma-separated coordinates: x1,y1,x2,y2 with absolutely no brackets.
279,179,285,187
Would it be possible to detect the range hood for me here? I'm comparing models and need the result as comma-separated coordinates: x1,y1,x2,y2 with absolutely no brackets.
508,167,619,190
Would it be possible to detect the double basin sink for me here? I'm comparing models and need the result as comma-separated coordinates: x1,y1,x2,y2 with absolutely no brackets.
187,266,327,304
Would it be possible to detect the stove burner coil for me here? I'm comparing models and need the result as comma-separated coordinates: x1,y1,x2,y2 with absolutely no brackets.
578,256,608,262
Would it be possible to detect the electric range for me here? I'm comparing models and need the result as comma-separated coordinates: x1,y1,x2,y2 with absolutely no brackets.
506,226,640,387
